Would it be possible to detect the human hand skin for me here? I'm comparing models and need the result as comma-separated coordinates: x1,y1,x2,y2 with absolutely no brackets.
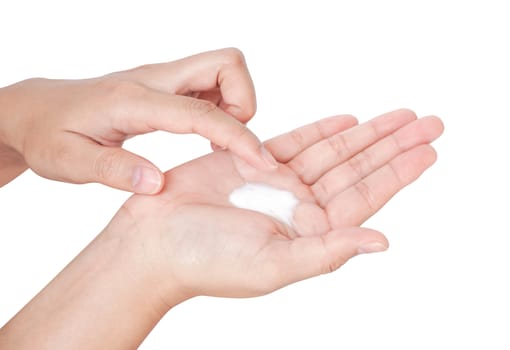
0,109,444,349
0,48,276,192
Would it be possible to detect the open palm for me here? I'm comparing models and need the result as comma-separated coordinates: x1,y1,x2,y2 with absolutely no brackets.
122,109,443,298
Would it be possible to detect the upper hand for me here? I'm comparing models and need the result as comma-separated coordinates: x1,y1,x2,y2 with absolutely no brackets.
109,109,443,300
0,48,276,192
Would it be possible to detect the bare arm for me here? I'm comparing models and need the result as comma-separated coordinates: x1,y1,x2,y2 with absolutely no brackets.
0,212,184,349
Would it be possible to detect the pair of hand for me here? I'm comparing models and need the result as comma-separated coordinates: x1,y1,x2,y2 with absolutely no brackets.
0,47,443,301
0,48,444,349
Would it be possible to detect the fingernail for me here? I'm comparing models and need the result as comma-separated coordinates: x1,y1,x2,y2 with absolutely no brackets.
260,146,278,169
357,241,388,254
132,167,162,194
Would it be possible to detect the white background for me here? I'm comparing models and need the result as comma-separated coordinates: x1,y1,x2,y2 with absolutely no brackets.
1,1,509,349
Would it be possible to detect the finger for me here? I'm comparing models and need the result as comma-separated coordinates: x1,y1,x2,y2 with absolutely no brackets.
326,144,437,228
264,227,387,289
194,88,222,107
114,90,277,171
53,138,163,194
287,109,417,185
312,116,444,206
264,115,358,163
123,48,257,123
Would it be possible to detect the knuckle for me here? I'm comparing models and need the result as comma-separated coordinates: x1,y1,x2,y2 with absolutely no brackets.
323,256,347,274
189,99,219,117
130,63,156,74
99,77,147,102
288,157,310,184
387,161,404,186
327,133,349,160
290,129,306,148
354,180,377,210
221,47,246,66
315,120,329,139
311,181,329,207
348,151,372,180
242,101,257,119
187,99,220,134
318,236,347,274
19,77,47,86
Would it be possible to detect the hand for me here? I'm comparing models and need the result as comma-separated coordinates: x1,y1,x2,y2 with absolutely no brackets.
0,48,276,192
0,109,443,350
113,109,443,299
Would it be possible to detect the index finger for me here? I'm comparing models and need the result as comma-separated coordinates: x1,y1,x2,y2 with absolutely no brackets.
109,88,277,171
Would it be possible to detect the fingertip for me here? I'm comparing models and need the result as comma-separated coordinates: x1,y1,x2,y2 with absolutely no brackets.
394,108,418,121
231,138,278,171
356,229,389,254
415,144,438,166
259,145,279,170
337,114,359,125
344,115,359,127
427,115,445,138
428,145,438,164
132,166,164,194
357,241,389,254
327,227,388,256
321,114,358,129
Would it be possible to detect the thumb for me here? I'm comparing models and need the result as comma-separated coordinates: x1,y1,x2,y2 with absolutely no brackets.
63,142,163,194
269,228,388,288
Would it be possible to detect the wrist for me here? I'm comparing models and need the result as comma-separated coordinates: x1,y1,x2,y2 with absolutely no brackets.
1,207,189,350
102,205,192,309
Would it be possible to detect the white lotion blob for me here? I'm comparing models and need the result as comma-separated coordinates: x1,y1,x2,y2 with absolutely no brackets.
229,183,299,227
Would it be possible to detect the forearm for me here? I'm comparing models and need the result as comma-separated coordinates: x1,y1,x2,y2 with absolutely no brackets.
0,84,28,186
0,211,186,349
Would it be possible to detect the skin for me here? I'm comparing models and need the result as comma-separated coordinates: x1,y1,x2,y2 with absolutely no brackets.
0,48,277,193
0,109,444,349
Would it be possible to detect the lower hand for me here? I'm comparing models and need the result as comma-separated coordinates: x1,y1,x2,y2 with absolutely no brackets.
110,109,443,299
0,109,443,350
